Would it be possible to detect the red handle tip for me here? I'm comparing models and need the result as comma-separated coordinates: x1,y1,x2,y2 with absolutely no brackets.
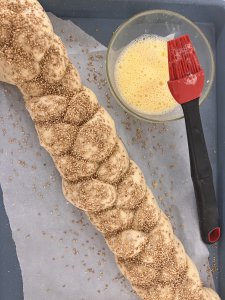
208,227,221,243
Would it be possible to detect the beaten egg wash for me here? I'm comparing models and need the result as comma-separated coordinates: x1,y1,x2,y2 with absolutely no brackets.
115,35,178,114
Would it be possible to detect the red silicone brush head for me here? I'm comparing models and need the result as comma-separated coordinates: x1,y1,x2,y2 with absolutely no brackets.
167,34,205,104
168,35,201,80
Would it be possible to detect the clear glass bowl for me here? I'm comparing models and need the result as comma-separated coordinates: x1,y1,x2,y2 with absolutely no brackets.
106,10,215,122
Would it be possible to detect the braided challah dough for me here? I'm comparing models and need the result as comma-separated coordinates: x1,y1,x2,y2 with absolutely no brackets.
0,1,220,299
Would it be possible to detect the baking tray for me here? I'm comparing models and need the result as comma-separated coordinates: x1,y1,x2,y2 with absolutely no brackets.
0,0,225,299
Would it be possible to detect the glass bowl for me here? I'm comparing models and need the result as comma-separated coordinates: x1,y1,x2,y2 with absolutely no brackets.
106,10,215,122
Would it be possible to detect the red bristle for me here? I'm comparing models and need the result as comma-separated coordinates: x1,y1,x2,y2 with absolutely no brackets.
167,34,201,80
167,34,205,104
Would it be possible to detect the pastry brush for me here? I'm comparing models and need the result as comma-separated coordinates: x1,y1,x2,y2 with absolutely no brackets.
167,34,220,244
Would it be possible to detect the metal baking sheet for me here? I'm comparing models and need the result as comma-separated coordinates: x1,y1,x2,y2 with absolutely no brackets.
1,0,224,299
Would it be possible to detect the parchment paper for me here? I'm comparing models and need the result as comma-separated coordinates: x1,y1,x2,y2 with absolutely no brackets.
0,13,215,300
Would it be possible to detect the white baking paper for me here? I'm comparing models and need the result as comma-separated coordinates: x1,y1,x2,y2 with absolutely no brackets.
0,13,214,300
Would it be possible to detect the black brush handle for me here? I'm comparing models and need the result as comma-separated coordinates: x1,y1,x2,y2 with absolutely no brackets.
182,99,220,244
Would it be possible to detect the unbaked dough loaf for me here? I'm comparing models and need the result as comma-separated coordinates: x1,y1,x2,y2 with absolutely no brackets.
0,1,220,299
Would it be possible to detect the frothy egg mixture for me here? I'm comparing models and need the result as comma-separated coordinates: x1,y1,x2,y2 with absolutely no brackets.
115,35,178,115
